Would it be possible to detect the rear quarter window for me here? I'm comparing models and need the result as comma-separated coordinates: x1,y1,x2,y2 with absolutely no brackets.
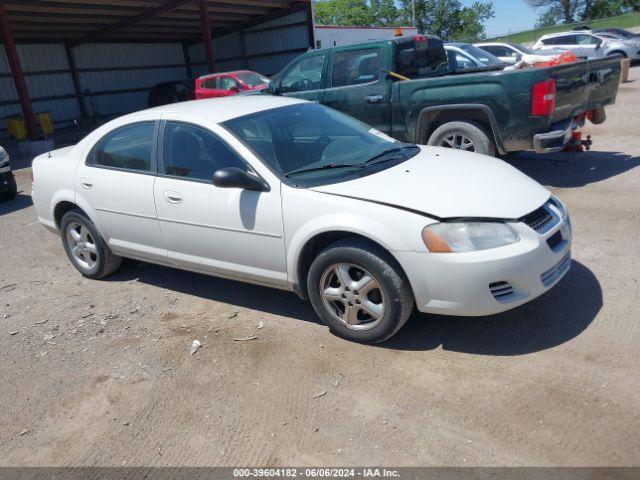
395,39,448,78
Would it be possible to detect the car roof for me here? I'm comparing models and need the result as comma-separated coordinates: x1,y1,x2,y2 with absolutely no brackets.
539,31,595,39
446,42,468,47
124,94,307,124
197,70,258,80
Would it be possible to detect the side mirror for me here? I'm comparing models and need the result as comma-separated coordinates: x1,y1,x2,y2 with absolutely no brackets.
212,167,269,192
229,85,240,93
265,80,280,95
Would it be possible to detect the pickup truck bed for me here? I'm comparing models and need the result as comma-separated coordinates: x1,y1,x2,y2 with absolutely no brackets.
394,55,620,153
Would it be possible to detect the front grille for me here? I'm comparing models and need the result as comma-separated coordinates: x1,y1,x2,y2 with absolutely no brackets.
541,252,572,287
489,281,515,302
522,205,555,232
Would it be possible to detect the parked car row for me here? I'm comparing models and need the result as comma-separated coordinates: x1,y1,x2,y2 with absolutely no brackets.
477,27,640,62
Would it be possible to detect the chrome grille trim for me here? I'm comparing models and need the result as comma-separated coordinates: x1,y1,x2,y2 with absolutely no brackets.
521,202,559,233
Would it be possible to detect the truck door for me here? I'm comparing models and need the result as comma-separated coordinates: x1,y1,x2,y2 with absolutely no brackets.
278,52,328,103
322,46,392,135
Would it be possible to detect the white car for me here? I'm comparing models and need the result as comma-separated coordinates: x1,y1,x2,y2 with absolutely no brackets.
474,42,561,65
532,32,606,60
32,96,572,343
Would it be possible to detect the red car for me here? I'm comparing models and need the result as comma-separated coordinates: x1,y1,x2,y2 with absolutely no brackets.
194,70,270,99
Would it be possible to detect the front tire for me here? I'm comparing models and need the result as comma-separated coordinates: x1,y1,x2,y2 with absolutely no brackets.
427,120,496,156
60,209,121,279
307,239,414,343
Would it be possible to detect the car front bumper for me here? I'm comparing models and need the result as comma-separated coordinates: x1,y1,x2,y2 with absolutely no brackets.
0,170,16,192
396,213,572,316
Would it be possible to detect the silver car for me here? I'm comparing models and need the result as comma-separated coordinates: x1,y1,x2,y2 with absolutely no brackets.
532,32,606,60
444,43,505,71
594,31,640,61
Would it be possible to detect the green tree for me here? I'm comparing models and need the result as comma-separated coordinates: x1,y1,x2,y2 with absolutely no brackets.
370,0,402,26
400,0,495,41
526,0,640,25
313,0,374,26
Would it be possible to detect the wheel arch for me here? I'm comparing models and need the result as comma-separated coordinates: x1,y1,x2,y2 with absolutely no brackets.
607,50,628,59
415,104,506,155
52,195,108,242
292,230,411,300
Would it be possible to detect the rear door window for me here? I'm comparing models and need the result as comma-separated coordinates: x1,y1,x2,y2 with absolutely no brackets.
88,122,155,172
543,35,575,45
331,48,381,87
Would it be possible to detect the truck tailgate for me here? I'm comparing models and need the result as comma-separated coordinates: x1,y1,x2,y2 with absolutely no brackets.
551,56,620,122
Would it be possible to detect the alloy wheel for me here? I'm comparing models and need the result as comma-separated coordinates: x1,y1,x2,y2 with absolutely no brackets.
65,221,99,271
438,133,476,151
319,263,385,330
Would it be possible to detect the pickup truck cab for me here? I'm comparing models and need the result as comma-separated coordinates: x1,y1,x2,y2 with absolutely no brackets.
267,35,620,156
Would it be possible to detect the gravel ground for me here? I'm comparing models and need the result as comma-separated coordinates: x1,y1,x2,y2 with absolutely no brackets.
1,68,639,468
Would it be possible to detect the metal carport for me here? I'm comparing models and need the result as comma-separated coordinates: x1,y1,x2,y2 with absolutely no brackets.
0,0,314,140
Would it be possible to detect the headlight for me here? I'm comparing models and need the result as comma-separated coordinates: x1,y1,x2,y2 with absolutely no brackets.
422,222,520,253
548,195,567,218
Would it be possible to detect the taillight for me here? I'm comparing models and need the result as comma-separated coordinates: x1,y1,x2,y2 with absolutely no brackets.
532,79,556,116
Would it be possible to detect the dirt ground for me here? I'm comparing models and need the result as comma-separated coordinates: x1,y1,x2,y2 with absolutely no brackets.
1,68,639,468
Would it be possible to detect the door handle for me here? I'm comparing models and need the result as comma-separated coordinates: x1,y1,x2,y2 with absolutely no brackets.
364,94,384,104
164,191,183,204
80,179,93,189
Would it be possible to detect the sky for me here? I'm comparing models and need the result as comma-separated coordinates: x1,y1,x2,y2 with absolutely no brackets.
460,0,539,37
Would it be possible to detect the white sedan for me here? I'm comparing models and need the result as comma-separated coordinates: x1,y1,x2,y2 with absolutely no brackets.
32,96,572,343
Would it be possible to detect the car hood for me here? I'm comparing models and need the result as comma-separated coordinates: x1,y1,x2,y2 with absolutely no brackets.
309,146,549,219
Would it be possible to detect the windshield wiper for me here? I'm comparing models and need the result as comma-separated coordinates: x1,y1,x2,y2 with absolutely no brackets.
284,162,365,177
363,145,418,164
284,145,418,178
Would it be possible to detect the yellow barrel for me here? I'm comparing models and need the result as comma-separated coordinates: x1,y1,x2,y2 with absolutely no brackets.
4,116,27,140
37,111,54,135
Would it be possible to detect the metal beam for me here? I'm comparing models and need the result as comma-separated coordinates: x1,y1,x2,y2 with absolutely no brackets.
69,0,197,46
304,0,314,49
0,0,38,140
199,0,214,73
64,43,87,118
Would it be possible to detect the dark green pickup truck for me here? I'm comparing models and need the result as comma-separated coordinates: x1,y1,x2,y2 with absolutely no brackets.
266,35,621,156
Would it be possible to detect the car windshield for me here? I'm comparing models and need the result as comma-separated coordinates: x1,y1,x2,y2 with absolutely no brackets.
223,103,419,186
459,44,504,66
236,72,270,87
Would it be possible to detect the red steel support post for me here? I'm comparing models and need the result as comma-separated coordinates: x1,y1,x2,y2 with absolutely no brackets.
199,0,215,73
305,0,315,49
0,0,38,140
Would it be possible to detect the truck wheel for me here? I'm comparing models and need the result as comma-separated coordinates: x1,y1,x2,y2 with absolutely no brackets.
427,121,496,156
307,238,414,343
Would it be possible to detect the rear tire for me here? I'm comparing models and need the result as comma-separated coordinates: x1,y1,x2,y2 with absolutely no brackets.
60,209,121,279
307,238,414,343
427,121,496,156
